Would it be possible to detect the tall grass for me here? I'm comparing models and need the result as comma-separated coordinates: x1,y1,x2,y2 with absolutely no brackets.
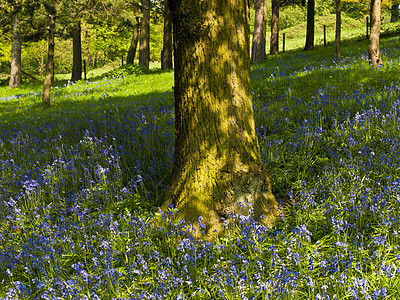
0,35,400,299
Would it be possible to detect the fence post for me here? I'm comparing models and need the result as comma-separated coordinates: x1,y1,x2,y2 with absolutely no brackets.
366,16,369,39
324,25,327,46
283,33,285,52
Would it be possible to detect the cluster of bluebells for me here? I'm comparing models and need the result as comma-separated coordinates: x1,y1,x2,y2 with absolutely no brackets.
1,36,400,299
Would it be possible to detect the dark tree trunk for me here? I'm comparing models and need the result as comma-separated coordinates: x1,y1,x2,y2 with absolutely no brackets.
139,0,150,68
71,21,82,81
368,0,382,66
304,0,315,50
390,4,399,22
270,0,279,55
127,1,140,64
9,15,22,88
164,0,279,239
251,0,267,63
334,0,341,59
161,0,173,69
42,14,55,107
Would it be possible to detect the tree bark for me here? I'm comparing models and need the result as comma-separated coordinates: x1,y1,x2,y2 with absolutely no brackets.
251,0,267,63
390,4,399,22
270,0,279,55
164,0,279,239
334,0,341,59
161,0,173,69
139,0,150,68
42,14,55,107
304,0,315,50
71,21,82,81
127,1,140,64
9,15,22,89
368,0,382,66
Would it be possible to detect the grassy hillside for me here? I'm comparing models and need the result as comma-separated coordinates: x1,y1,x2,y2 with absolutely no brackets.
0,34,400,299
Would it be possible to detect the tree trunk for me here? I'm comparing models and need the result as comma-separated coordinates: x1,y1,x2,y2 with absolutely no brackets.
161,0,173,69
139,0,150,68
368,0,382,66
251,0,267,63
304,0,315,50
127,1,140,64
334,0,341,59
270,0,279,55
164,0,279,239
9,15,22,89
42,14,55,107
71,21,82,81
390,4,399,22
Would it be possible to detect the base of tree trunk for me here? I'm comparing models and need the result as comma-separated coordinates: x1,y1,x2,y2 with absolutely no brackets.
163,163,280,240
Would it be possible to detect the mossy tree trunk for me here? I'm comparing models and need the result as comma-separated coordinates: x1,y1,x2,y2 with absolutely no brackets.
334,0,341,59
127,1,140,64
139,0,150,68
270,0,279,55
9,15,22,89
368,0,382,66
251,0,267,63
71,21,82,81
42,13,55,108
161,0,173,69
164,0,279,239
304,0,314,50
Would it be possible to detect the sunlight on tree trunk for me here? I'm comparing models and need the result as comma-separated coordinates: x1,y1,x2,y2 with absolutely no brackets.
368,0,382,66
164,0,280,240
42,14,55,108
304,0,314,50
9,16,22,89
71,21,82,81
139,0,150,68
251,0,267,63
270,0,279,55
334,0,341,59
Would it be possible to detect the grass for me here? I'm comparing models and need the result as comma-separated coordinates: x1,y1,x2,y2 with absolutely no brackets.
1,31,400,299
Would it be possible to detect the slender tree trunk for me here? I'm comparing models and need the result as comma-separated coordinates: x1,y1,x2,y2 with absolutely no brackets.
368,0,382,66
270,0,279,55
304,0,315,50
390,4,399,22
251,0,267,63
161,0,173,69
164,0,279,239
71,21,82,81
42,14,55,107
139,0,150,68
127,1,140,64
334,0,341,59
9,15,22,88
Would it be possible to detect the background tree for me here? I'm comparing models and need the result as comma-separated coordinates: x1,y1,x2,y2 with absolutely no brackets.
251,0,267,63
1,0,24,88
369,0,382,65
270,0,279,55
139,0,150,68
304,0,314,50
390,2,399,21
164,0,279,238
334,0,341,59
42,0,56,107
126,1,141,64
161,0,173,69
9,14,22,88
